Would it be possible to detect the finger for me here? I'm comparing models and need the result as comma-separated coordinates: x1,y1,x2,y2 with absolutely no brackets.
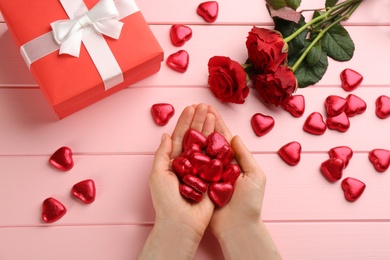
202,113,215,137
190,103,209,132
208,105,233,142
231,135,265,182
171,106,196,158
151,133,173,175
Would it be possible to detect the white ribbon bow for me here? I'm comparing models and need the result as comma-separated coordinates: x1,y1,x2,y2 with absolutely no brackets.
51,0,124,57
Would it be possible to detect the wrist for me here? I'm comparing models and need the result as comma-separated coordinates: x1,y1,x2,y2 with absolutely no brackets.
216,221,282,260
138,219,202,259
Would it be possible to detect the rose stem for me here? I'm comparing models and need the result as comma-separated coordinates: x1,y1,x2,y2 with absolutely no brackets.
291,1,362,72
283,0,362,44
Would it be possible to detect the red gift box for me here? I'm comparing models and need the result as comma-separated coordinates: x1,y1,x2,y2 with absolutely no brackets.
0,0,163,118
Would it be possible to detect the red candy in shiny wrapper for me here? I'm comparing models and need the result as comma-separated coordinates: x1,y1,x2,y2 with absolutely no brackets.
0,0,163,118
72,179,96,204
49,146,74,171
197,1,219,23
42,197,67,223
151,103,175,126
341,177,366,202
303,112,327,135
172,129,241,207
278,141,301,166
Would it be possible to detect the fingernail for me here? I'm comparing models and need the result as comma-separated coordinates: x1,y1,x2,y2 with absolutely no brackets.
161,133,167,142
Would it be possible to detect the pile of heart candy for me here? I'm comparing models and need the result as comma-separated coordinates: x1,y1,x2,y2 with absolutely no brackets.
172,128,241,207
275,68,390,202
41,147,96,223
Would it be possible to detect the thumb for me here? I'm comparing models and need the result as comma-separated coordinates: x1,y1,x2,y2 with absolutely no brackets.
231,135,264,181
152,133,173,173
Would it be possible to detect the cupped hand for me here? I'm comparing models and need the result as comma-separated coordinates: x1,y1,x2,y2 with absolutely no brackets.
148,104,216,239
207,106,267,238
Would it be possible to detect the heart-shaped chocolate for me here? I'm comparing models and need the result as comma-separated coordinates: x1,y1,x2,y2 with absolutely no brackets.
181,143,202,158
345,94,366,117
320,158,344,182
340,68,363,91
72,179,96,204
208,182,234,207
206,132,229,157
172,156,193,179
42,197,67,223
325,95,347,117
251,113,275,137
303,112,326,135
170,24,192,47
283,95,305,117
329,146,353,168
341,177,366,202
183,174,207,193
222,164,241,185
216,145,235,165
183,129,208,150
326,111,350,132
197,1,218,23
151,103,175,126
188,152,211,175
278,141,301,166
49,146,74,171
166,50,189,73
375,95,390,119
179,184,203,202
368,149,390,172
198,159,223,182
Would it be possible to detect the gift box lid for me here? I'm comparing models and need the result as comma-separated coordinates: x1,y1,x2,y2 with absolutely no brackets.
0,0,164,118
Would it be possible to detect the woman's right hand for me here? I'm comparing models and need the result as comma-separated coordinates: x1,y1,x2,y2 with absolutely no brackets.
208,105,282,260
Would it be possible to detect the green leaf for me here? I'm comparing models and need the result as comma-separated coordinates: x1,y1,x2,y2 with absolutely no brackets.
292,50,329,88
322,24,355,61
306,43,323,67
274,15,308,57
266,0,302,10
325,0,338,7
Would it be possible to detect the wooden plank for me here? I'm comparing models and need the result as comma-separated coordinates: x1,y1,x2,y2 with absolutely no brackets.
0,0,386,25
2,222,390,259
138,0,388,25
0,86,389,155
0,1,389,259
1,153,389,227
1,24,390,87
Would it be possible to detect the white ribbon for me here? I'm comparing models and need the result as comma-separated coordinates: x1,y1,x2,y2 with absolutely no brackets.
51,0,123,57
20,0,139,90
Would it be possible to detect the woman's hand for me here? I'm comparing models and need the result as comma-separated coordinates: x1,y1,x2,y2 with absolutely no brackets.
139,104,216,259
208,106,282,259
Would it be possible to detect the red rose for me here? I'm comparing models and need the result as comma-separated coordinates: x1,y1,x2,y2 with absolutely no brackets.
208,56,249,104
246,27,288,74
254,66,297,106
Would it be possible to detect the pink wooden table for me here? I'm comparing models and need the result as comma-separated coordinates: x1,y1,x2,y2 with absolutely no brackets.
1,0,390,259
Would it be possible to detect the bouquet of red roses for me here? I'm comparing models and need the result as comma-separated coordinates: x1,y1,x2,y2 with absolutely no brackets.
208,0,362,106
